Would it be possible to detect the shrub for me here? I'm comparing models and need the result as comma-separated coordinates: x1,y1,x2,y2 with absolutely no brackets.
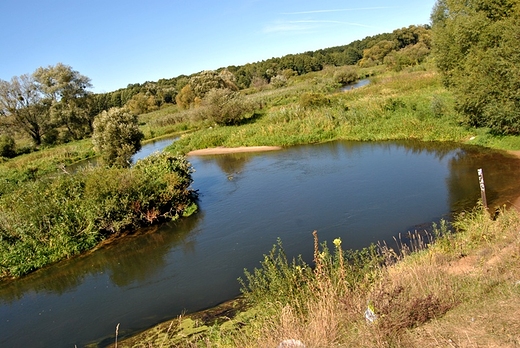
333,67,359,85
199,88,255,125
299,92,330,108
0,152,197,278
0,135,15,158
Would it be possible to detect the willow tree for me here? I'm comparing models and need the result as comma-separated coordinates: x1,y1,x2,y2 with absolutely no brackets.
431,0,520,134
92,108,143,168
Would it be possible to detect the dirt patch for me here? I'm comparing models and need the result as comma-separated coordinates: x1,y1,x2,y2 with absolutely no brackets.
187,146,282,156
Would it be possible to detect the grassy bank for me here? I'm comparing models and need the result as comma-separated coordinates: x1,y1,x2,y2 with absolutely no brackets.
0,153,197,278
161,65,520,155
116,206,520,347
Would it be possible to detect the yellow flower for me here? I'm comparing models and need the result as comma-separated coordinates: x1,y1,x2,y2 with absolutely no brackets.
333,238,342,248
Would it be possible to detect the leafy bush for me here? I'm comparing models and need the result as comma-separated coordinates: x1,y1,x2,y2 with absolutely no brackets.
0,153,197,278
299,92,330,108
92,107,144,167
333,66,358,85
198,88,255,125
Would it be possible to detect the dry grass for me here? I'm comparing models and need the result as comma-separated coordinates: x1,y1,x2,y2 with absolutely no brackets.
117,203,520,348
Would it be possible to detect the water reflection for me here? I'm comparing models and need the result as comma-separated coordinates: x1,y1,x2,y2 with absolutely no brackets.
0,213,202,303
446,146,520,211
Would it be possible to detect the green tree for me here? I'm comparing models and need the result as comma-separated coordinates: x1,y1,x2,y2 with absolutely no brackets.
189,70,228,99
92,108,144,168
432,0,520,134
0,74,50,145
359,40,396,67
175,84,196,109
125,92,159,115
33,63,93,140
0,134,16,158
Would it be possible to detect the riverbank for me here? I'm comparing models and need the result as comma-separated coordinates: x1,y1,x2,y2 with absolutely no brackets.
110,68,520,347
114,205,520,347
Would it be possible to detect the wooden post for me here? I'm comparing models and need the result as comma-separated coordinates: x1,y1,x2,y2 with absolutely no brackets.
477,168,488,210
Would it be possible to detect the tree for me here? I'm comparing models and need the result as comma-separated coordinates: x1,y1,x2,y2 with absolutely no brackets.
359,40,396,67
125,92,159,115
92,107,144,168
431,0,520,134
0,74,50,145
189,70,229,100
0,63,93,145
33,63,93,140
175,84,196,109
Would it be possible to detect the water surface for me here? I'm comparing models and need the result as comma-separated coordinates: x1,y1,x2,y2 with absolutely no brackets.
1,140,519,347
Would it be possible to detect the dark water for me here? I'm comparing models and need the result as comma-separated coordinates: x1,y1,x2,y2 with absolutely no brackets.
1,140,520,347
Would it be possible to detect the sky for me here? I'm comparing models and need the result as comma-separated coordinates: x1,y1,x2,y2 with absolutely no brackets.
0,0,436,93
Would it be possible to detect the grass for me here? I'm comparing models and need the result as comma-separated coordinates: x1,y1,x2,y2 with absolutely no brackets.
165,67,483,155
115,206,520,347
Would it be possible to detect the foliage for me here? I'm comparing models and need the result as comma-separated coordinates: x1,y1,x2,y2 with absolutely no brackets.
432,0,520,134
0,63,93,146
92,107,144,167
175,84,196,109
126,92,159,115
197,88,256,125
333,66,358,85
0,135,16,158
384,42,431,71
299,92,330,108
0,152,196,278
0,74,51,146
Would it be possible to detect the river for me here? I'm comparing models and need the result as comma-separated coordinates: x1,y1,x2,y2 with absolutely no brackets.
1,140,520,347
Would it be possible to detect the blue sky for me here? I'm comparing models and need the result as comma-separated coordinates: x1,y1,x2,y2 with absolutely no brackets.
0,0,436,93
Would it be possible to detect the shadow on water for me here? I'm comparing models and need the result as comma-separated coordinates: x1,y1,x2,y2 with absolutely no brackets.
2,140,520,347
0,213,203,303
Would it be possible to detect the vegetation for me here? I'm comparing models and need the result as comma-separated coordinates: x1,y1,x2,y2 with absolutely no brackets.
1,1,520,345
0,63,94,146
92,107,144,168
0,153,196,278
118,207,520,347
431,0,520,134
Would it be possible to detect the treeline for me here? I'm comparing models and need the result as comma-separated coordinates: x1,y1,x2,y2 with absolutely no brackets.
431,0,520,135
0,25,431,153
95,24,432,112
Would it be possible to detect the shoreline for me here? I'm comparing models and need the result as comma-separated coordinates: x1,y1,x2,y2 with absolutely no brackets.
187,146,282,156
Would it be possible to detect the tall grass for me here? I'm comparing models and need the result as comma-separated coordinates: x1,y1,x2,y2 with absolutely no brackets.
124,206,520,347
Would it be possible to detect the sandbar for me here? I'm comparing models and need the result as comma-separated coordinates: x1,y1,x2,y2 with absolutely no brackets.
187,146,282,156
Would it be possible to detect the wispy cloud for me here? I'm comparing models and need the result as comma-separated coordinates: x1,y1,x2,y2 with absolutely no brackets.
281,7,394,15
263,19,374,34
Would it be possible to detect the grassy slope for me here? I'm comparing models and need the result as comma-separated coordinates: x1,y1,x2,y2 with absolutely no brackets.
114,65,520,347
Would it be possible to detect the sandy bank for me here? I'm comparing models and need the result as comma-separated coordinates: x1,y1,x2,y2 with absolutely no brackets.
187,146,282,156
